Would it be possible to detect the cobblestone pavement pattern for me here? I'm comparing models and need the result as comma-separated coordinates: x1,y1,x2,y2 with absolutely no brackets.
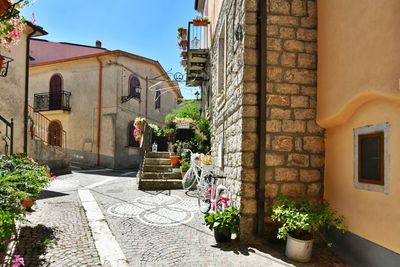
13,173,102,267
13,169,348,267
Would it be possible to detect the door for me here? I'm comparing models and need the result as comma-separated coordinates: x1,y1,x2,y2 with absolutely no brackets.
48,121,62,147
49,74,62,110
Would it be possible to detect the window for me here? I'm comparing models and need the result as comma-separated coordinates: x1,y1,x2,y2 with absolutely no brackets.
128,121,139,147
129,76,141,100
354,123,390,193
49,74,63,110
155,90,161,109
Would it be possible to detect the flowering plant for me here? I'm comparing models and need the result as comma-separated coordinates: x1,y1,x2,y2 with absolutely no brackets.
0,0,35,51
148,123,159,133
134,117,145,127
11,255,25,267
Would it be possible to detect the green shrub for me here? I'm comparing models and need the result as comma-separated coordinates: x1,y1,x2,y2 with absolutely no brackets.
271,194,346,241
180,163,190,172
204,206,240,234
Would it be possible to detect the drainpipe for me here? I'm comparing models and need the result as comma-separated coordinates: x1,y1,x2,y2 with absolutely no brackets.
256,0,267,236
24,29,38,154
96,57,103,166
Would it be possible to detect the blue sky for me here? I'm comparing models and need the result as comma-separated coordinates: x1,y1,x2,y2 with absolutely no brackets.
22,0,200,99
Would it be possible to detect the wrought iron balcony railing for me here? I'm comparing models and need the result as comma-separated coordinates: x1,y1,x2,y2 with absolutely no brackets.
34,91,71,112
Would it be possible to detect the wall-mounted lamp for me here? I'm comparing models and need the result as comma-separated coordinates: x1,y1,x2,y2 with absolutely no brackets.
121,85,141,103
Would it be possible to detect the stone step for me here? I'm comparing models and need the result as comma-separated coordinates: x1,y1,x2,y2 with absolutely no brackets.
144,158,171,166
146,152,170,159
138,179,183,190
143,165,173,172
142,172,182,180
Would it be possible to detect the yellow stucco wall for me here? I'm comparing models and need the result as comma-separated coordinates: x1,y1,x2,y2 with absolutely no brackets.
324,99,400,253
29,54,178,168
319,0,400,253
0,29,29,154
318,0,400,128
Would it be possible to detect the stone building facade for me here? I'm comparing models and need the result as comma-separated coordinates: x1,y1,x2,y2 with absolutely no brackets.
200,0,321,239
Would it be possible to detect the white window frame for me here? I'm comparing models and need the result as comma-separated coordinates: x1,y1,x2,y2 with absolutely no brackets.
354,123,390,194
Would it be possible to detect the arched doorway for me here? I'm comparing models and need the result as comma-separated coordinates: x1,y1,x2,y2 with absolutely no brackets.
48,120,62,147
49,74,63,110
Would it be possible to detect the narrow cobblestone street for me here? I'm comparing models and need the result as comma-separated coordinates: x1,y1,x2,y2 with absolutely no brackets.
13,170,347,267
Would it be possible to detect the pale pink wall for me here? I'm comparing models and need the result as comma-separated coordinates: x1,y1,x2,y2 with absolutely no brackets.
204,0,223,46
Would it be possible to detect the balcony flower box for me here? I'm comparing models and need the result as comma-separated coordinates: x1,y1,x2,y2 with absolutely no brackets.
193,17,209,27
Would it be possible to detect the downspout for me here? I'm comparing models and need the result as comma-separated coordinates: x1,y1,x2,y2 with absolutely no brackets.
24,29,37,154
96,57,103,166
256,0,267,236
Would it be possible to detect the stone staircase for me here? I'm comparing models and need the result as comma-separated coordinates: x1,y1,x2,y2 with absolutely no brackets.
138,152,183,190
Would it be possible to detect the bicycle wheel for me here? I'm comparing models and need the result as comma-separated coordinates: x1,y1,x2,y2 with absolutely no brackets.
198,185,211,213
182,168,197,190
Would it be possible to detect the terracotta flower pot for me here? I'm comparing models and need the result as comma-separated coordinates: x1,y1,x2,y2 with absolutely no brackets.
0,0,11,17
180,40,188,49
21,198,34,210
170,155,180,167
181,172,186,177
193,20,208,27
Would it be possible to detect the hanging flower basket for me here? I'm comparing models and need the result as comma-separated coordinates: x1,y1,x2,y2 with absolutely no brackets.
179,39,188,49
181,59,187,67
181,51,187,59
0,0,10,17
177,27,187,40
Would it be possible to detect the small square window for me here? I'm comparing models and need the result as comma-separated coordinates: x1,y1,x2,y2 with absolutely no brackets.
354,123,390,193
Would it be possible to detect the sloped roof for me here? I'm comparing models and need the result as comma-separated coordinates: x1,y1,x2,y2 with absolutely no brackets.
29,39,182,99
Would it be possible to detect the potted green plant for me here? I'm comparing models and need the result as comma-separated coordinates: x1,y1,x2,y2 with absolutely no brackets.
180,162,190,177
271,194,346,263
204,206,240,243
177,26,187,40
164,128,175,142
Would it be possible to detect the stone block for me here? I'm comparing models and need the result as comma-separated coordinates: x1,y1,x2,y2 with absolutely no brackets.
246,12,258,25
242,118,257,132
267,25,279,37
267,95,289,106
307,120,323,134
279,27,296,39
244,82,258,94
241,198,257,214
270,108,291,119
267,51,280,65
288,153,309,167
244,66,257,81
245,35,257,49
265,184,279,198
304,42,317,53
307,182,322,196
298,53,316,69
243,93,258,105
291,0,307,16
270,0,291,15
242,133,258,151
242,182,256,198
245,48,258,65
300,169,320,182
294,109,315,119
301,86,316,96
245,0,258,12
282,120,306,133
281,52,297,67
303,136,324,154
267,38,282,51
280,183,306,197
267,67,283,82
267,15,299,27
265,153,285,166
307,1,317,18
243,105,258,117
310,155,325,168
291,96,309,108
242,168,257,182
300,17,317,28
284,69,316,85
275,83,299,94
297,28,317,42
295,137,303,151
246,24,258,36
275,168,298,181
272,136,293,152
242,152,256,167
266,120,282,132
283,40,304,52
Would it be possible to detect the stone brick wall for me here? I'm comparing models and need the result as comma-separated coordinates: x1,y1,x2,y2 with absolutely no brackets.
206,0,323,239
263,0,323,218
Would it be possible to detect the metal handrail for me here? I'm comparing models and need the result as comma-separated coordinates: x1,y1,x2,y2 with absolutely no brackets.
28,105,67,152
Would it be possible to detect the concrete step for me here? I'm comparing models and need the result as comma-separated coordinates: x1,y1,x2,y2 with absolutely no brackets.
142,172,182,180
146,152,170,159
143,165,173,172
144,158,171,166
138,179,183,190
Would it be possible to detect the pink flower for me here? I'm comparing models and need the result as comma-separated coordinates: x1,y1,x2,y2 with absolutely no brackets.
11,255,25,267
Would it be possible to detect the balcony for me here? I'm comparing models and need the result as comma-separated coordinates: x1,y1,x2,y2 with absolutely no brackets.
185,21,209,87
34,91,71,112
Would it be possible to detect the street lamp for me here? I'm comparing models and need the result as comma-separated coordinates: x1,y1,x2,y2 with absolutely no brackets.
120,85,142,104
